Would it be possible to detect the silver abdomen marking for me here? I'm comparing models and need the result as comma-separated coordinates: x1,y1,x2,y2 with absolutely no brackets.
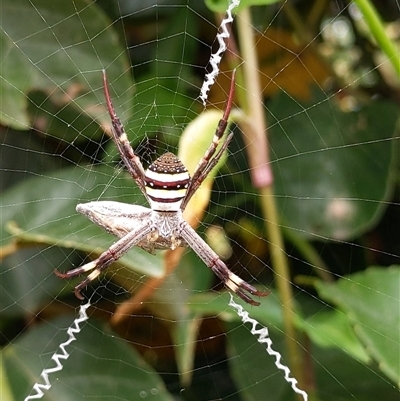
145,152,190,211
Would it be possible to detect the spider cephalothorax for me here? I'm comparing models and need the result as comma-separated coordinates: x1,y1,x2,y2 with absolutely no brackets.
56,70,268,306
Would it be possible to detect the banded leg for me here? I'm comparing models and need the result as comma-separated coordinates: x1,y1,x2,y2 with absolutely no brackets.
56,222,153,299
179,221,268,305
103,70,149,201
181,71,236,210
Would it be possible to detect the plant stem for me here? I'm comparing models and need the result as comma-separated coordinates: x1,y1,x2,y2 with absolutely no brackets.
236,7,305,395
354,0,400,77
283,227,334,283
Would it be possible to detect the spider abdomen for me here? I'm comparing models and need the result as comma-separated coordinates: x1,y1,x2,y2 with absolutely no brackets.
145,152,190,211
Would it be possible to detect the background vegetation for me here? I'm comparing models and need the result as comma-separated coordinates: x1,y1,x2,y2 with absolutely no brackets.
1,1,399,400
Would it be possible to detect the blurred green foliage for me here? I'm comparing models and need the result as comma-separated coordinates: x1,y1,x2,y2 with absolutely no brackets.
1,1,399,400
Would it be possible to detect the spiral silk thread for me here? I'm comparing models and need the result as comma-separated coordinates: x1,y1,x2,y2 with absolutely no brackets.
228,295,308,401
199,0,240,105
24,301,91,401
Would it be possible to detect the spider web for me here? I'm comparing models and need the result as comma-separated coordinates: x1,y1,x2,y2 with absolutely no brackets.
1,1,400,400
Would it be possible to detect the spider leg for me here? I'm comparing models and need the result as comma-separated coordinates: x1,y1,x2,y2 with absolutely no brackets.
55,222,153,299
102,70,149,201
182,132,234,205
179,221,268,306
181,71,236,210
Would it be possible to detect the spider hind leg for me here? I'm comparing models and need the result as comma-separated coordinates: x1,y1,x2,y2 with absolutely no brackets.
54,260,105,300
73,269,102,300
56,223,152,300
54,260,97,279
211,259,269,306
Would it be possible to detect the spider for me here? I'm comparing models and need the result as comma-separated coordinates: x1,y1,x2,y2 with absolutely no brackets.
56,70,268,306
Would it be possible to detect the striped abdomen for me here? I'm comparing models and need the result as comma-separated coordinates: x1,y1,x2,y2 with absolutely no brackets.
145,152,190,211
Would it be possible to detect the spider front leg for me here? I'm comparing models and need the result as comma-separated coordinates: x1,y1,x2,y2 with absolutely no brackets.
102,70,149,201
181,71,236,210
56,222,153,299
180,221,268,306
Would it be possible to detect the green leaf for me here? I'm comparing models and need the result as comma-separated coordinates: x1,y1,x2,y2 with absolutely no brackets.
1,0,132,131
316,266,400,386
26,90,104,144
205,0,281,13
301,309,370,364
227,324,298,401
3,316,174,400
0,247,75,316
0,352,14,401
227,323,400,401
0,164,164,280
188,290,285,330
268,90,398,240
0,127,62,192
126,77,197,147
150,251,213,385
188,283,396,397
179,109,230,177
171,314,201,387
0,32,33,130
